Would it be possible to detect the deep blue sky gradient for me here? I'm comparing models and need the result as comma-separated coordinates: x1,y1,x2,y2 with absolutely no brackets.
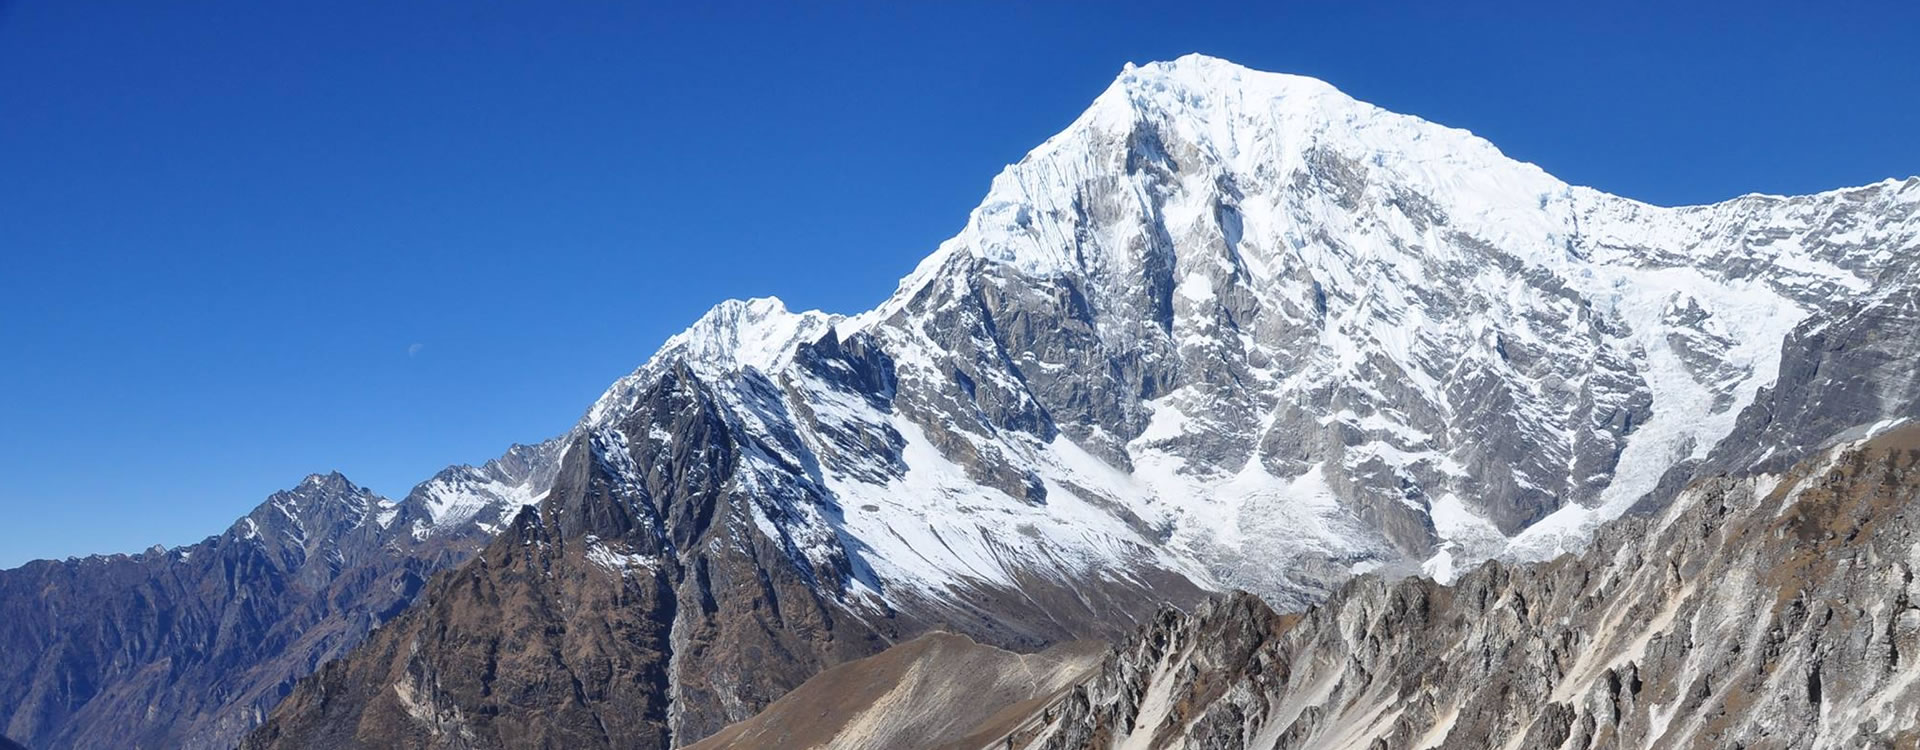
4,1,1918,566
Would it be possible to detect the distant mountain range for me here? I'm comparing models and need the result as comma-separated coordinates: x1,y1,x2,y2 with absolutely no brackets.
0,445,559,750
6,55,1918,750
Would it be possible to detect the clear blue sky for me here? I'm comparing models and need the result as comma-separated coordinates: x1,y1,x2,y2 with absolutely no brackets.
3,1,1917,567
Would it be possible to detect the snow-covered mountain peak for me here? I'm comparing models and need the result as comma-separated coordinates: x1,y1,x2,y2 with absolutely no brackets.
396,439,563,539
582,296,841,429
655,296,839,375
285,472,375,503
542,56,1920,611
1118,53,1345,111
923,53,1573,288
1091,54,1348,130
224,471,397,555
1106,54,1555,187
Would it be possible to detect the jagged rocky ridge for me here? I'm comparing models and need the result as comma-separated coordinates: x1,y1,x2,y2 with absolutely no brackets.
998,422,1920,749
0,444,561,750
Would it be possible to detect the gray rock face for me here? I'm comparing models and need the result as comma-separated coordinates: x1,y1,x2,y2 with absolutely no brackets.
1704,284,1920,477
1002,424,1920,749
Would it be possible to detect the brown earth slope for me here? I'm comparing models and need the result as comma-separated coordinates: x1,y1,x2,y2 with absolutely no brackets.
686,631,1103,750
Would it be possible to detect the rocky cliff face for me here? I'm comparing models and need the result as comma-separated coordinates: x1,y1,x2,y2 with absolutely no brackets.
1004,423,1920,749
0,443,561,750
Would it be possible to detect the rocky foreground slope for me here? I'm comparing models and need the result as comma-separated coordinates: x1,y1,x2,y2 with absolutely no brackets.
998,422,1920,749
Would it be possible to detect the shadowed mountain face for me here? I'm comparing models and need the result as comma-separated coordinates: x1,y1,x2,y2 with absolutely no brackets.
0,445,561,750
0,474,443,750
1004,424,1920,749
